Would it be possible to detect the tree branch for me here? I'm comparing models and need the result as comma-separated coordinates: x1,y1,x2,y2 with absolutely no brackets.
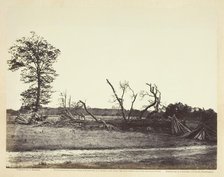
106,79,127,121
78,100,114,130
127,85,137,120
78,100,99,122
139,83,161,119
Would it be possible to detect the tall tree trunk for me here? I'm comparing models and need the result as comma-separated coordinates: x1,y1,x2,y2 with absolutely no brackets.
127,94,137,120
35,66,41,112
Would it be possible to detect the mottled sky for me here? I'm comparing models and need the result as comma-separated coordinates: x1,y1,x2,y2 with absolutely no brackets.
4,0,217,110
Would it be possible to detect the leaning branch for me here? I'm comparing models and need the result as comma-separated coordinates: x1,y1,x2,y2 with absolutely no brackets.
106,79,127,121
78,100,99,122
78,100,115,130
60,92,85,121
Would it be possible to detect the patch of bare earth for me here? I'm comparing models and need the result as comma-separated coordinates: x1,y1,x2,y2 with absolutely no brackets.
7,124,216,169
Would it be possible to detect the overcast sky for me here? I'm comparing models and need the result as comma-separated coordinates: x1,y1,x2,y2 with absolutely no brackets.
5,0,217,110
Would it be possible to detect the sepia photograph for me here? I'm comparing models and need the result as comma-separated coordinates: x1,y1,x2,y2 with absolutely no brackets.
1,0,223,174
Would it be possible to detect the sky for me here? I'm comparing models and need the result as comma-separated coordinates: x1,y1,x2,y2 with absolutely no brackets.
4,0,217,110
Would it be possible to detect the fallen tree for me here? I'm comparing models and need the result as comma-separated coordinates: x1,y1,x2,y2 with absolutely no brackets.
59,92,119,131
60,92,86,121
78,100,119,131
15,111,46,125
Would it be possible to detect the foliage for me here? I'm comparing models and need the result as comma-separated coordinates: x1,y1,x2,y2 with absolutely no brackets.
8,31,60,111
165,102,192,119
165,102,217,129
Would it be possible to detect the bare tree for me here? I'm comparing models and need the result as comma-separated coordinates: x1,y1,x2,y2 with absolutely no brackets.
78,100,98,122
78,100,118,130
106,79,137,121
127,86,138,120
60,92,117,130
139,83,161,119
59,92,85,122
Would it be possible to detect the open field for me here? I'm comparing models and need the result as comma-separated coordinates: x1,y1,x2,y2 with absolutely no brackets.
7,124,211,151
6,123,217,169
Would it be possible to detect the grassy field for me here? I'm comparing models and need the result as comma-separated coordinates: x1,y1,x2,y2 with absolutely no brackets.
7,123,212,152
6,114,217,169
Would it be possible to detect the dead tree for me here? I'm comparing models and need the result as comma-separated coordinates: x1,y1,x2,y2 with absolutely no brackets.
78,100,98,122
138,83,161,119
78,100,118,130
60,92,85,122
60,92,118,130
127,86,138,120
106,79,137,121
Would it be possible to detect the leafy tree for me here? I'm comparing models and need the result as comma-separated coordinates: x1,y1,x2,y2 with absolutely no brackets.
8,32,60,111
165,102,192,119
198,108,217,126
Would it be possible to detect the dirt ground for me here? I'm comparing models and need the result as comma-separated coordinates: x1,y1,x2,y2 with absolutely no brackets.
7,145,216,169
6,124,217,169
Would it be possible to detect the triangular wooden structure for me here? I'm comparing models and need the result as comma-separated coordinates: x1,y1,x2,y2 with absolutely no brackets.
182,123,217,141
169,115,191,135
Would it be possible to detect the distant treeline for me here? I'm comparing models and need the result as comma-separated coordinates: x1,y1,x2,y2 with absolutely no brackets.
7,107,142,117
7,102,217,132
7,102,217,122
